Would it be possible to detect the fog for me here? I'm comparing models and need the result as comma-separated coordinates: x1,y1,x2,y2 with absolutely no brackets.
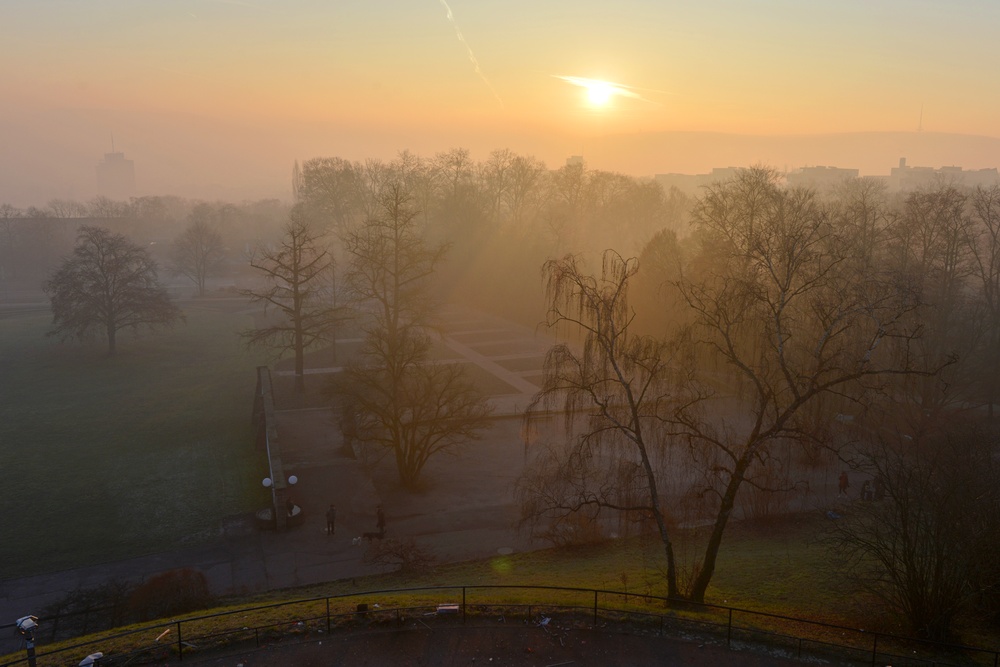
5,105,1000,205
5,0,1000,654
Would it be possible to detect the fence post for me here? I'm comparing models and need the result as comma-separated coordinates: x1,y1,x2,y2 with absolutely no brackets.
727,608,733,649
593,590,598,627
462,587,467,624
326,598,331,634
177,620,183,662
870,633,878,667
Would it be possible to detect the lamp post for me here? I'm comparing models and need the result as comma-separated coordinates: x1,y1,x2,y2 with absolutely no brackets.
259,474,298,531
15,615,38,667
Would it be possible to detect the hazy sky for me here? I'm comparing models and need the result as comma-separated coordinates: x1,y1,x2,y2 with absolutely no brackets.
3,0,1000,203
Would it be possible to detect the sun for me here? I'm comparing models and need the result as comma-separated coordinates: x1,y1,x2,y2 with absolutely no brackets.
585,80,614,106
553,74,656,111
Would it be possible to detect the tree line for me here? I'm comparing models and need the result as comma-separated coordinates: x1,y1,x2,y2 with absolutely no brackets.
0,196,288,289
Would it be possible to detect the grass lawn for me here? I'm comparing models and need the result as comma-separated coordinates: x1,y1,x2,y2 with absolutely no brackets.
0,303,270,578
279,513,848,622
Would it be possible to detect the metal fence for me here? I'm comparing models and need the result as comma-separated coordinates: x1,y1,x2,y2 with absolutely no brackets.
2,585,998,666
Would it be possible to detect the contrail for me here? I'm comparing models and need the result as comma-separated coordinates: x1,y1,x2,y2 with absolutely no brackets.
438,0,504,108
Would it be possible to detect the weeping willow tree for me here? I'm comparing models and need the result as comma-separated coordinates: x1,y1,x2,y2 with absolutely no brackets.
517,249,693,599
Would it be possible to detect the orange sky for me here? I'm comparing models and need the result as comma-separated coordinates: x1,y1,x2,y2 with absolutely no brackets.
3,1,1000,203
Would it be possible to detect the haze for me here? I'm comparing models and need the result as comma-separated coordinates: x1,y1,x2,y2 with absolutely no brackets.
3,0,1000,205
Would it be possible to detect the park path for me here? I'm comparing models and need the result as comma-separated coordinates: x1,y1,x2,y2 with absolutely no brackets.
0,306,556,656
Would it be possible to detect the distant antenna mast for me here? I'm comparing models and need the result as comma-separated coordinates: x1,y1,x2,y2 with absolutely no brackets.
917,105,923,132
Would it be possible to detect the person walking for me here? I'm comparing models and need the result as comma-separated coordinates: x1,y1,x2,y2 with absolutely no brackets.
838,471,850,497
326,504,337,536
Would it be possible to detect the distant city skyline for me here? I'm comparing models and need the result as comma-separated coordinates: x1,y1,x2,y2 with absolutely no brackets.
2,1,1000,204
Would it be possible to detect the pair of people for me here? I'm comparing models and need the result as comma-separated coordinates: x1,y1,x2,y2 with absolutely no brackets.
326,503,386,536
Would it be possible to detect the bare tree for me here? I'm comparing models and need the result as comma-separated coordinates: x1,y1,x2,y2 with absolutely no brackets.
503,154,546,228
828,421,1000,640
297,157,364,231
241,212,340,392
171,214,225,297
892,183,977,408
333,177,492,488
518,250,685,598
45,226,182,355
478,148,517,224
670,167,941,602
87,196,131,221
46,198,86,218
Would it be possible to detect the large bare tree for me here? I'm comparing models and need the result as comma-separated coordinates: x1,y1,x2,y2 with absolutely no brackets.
241,212,340,392
45,226,182,355
672,167,941,601
332,177,492,488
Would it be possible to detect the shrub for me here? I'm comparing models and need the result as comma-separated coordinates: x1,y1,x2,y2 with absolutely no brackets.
128,568,213,621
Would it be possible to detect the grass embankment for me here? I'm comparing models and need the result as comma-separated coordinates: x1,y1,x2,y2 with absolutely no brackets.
15,513,875,665
0,302,270,578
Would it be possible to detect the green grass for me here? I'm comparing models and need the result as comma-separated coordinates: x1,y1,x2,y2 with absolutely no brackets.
0,305,271,578
231,513,844,627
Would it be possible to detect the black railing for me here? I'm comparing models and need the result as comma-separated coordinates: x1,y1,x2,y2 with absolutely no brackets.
2,585,998,666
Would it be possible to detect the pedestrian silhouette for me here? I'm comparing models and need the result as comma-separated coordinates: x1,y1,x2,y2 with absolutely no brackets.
326,504,336,536
838,471,849,497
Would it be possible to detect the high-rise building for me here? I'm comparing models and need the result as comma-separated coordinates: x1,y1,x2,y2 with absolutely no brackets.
95,150,135,199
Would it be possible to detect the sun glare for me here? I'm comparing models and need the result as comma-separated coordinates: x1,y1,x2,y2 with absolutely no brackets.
554,75,654,111
586,81,614,106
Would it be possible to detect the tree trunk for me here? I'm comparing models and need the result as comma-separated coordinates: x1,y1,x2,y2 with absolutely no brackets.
688,458,749,603
294,328,305,393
